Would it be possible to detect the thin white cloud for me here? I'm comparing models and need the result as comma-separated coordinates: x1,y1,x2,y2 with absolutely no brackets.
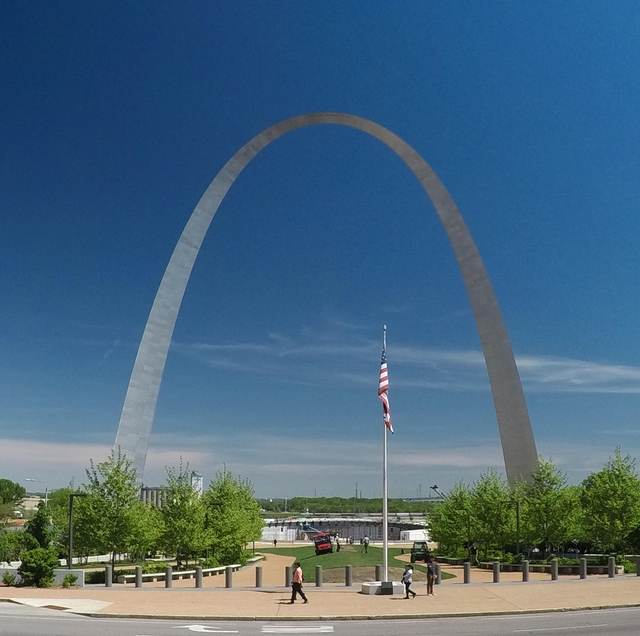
2,435,635,496
172,327,640,395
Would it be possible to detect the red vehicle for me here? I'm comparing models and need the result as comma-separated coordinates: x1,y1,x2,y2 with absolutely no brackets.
313,532,333,555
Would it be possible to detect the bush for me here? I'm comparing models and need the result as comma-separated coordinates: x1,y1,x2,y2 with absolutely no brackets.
18,548,59,588
2,572,16,586
200,556,220,569
85,570,105,584
62,573,78,588
141,561,171,574
619,558,636,573
556,558,579,566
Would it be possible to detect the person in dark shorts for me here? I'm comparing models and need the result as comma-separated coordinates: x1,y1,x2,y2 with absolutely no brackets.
290,561,308,604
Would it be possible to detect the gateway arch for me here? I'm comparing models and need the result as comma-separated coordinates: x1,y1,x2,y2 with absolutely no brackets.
115,112,538,486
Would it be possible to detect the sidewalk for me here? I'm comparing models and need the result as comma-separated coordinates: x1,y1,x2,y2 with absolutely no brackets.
3,555,640,620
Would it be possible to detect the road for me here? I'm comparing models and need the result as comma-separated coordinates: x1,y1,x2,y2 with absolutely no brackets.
2,602,640,636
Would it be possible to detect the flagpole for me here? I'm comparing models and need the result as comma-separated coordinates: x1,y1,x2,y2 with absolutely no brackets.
382,325,389,583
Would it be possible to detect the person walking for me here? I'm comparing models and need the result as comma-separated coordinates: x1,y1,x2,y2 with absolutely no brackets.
426,556,436,596
401,564,416,599
470,543,478,566
363,535,370,553
290,561,308,604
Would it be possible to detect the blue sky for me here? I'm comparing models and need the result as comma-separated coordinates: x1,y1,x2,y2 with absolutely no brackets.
2,1,640,496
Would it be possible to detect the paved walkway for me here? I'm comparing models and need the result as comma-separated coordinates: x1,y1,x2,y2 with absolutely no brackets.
3,554,640,620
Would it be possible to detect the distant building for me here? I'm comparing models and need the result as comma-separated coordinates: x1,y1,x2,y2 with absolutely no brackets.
261,514,428,542
190,471,203,495
140,486,165,508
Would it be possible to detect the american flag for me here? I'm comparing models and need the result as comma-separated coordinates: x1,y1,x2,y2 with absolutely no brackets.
378,343,394,433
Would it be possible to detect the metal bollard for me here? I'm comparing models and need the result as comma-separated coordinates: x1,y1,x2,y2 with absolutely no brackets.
608,556,616,578
493,561,500,583
255,566,262,588
165,566,172,588
345,565,352,587
135,565,142,588
196,566,203,588
225,565,233,588
522,560,529,582
551,558,558,581
375,565,383,582
463,561,471,584
579,558,587,579
105,565,112,588
285,566,292,587
315,565,323,587
435,562,441,585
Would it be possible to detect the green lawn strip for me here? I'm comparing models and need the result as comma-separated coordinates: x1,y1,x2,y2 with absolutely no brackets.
259,547,454,582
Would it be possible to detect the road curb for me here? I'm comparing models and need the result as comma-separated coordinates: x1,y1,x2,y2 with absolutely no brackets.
79,603,640,621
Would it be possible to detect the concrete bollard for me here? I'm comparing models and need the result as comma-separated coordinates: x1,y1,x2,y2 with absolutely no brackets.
608,556,616,578
579,558,587,579
225,565,233,588
255,566,262,588
375,565,383,582
551,558,558,580
463,561,471,584
315,565,323,587
135,565,142,588
493,561,500,583
345,565,352,587
522,560,529,582
636,556,640,577
285,566,292,587
165,566,172,588
196,566,203,588
435,562,441,585
105,565,112,588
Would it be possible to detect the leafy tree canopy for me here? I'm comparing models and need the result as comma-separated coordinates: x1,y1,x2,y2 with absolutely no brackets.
0,479,26,507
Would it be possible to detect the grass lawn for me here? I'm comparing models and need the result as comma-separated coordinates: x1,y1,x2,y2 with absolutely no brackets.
260,545,455,582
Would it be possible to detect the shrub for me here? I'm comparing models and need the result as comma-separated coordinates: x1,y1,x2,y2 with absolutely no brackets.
62,573,78,588
619,558,636,573
141,561,171,574
85,570,105,584
18,548,59,588
2,572,16,586
200,556,220,569
556,558,579,566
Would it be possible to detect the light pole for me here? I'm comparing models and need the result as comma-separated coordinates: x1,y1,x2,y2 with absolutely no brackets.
25,478,49,506
430,485,445,499
513,498,521,556
455,508,472,559
68,492,88,569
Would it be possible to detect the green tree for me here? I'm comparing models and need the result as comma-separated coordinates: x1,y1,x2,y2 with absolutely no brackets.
159,463,208,568
2,530,39,563
25,501,54,549
77,449,142,570
0,503,13,525
581,448,640,552
472,468,514,557
18,547,59,588
48,487,73,558
204,468,263,565
427,481,473,556
516,458,580,552
0,479,26,507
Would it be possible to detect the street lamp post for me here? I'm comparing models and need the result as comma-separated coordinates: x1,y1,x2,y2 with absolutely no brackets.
25,478,49,506
430,485,445,499
455,509,472,560
515,499,521,556
68,493,88,569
